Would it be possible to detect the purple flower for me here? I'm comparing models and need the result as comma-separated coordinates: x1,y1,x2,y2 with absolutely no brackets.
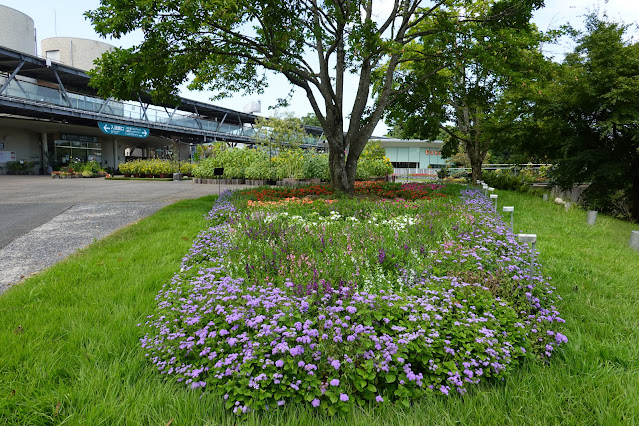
339,393,349,402
376,395,384,402
275,360,284,368
311,398,320,407
330,379,340,386
331,359,341,370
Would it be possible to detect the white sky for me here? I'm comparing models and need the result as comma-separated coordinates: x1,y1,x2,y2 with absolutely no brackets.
1,0,638,135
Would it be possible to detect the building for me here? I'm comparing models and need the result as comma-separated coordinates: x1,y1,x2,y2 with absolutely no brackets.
0,5,35,55
41,37,114,71
0,5,324,175
371,138,444,174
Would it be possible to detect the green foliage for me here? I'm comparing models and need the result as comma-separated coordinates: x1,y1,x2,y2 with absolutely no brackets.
302,151,330,181
495,15,639,221
118,159,187,176
193,146,331,181
300,113,322,128
381,1,552,182
483,169,537,193
356,142,394,179
85,0,545,194
6,161,35,172
253,115,308,149
437,166,450,179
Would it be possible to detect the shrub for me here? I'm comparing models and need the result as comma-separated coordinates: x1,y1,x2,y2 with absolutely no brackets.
483,169,537,193
301,152,330,181
356,142,393,180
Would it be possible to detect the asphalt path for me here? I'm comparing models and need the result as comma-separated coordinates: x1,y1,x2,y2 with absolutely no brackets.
0,176,239,294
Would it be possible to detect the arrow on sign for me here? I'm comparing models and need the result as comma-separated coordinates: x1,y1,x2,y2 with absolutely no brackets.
102,124,113,133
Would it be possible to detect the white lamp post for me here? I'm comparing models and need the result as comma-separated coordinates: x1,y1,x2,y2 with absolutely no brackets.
490,194,498,211
503,206,514,232
630,231,639,251
518,234,537,286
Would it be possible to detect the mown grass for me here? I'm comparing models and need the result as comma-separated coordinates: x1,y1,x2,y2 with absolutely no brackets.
1,190,638,425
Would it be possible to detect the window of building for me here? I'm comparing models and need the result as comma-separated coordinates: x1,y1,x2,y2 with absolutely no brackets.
54,140,101,164
391,162,419,169
46,50,60,62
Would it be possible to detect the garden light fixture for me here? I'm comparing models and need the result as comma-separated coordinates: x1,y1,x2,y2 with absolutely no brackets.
490,194,498,211
518,233,537,286
503,206,514,232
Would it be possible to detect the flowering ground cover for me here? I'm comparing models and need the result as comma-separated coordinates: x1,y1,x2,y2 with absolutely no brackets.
140,184,567,416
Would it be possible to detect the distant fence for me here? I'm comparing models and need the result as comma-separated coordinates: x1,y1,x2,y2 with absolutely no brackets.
393,168,437,176
392,164,552,178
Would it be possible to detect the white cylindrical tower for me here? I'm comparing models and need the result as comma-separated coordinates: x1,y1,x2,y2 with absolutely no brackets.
41,37,115,71
0,5,36,55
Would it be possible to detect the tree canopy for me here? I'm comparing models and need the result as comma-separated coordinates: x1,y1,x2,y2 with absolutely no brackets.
380,1,549,183
87,0,543,193
494,15,639,221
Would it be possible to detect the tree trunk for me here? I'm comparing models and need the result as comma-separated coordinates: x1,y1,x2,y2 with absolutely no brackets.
325,122,376,195
328,147,353,194
465,139,484,185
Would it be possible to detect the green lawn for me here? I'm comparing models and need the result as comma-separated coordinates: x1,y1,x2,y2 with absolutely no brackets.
1,191,638,425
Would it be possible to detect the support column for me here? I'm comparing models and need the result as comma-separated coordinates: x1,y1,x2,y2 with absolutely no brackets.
113,138,119,170
41,133,48,175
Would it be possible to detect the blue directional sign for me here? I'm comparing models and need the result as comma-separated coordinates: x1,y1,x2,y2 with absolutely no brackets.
98,121,150,138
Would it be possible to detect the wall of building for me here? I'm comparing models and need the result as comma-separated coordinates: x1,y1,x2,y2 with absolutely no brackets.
374,139,443,170
41,37,114,71
0,5,36,55
0,127,41,174
385,147,443,169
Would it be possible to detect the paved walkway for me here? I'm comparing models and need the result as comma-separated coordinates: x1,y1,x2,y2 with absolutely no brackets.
0,176,239,294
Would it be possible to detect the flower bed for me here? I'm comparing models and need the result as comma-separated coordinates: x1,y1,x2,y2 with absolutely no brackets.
235,181,457,203
140,186,566,416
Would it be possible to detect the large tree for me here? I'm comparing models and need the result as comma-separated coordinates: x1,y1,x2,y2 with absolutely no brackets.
381,1,548,183
86,0,542,193
494,15,639,221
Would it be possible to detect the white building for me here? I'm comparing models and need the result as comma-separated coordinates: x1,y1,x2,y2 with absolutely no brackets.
41,37,114,71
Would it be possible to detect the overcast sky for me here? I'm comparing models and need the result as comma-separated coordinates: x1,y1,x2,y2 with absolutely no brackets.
1,0,638,135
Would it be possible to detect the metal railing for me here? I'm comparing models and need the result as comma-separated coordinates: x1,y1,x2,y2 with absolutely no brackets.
0,75,249,136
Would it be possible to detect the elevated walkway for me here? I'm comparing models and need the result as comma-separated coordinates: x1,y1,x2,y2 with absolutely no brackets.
0,46,324,146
